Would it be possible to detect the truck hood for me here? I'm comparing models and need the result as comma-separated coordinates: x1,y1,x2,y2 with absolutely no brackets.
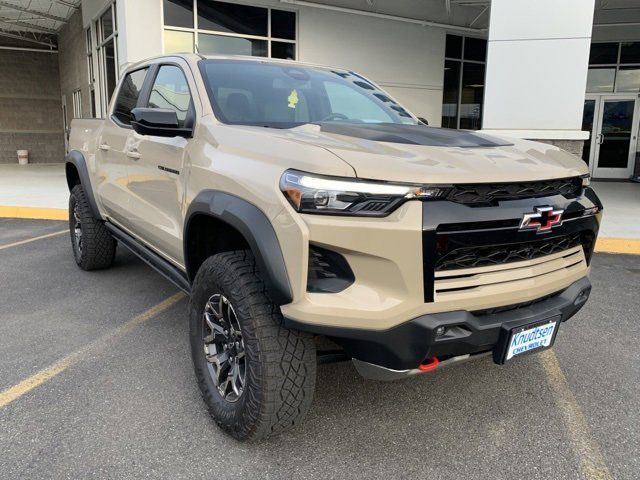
261,123,588,183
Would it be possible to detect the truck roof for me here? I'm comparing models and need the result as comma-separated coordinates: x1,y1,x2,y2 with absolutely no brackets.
122,53,350,75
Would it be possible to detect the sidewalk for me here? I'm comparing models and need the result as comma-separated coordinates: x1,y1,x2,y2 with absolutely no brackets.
0,163,638,253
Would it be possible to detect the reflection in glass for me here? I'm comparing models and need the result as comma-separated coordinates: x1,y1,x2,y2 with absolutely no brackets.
441,60,460,128
459,62,484,130
164,30,194,53
198,33,267,57
464,37,487,62
581,100,595,164
445,35,462,59
198,1,267,36
586,68,615,93
615,67,640,92
100,9,113,40
620,42,640,64
589,43,618,64
271,41,295,60
163,0,194,28
598,100,634,169
104,40,117,102
271,10,296,40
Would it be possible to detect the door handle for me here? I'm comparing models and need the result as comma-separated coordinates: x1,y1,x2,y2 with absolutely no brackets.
596,134,604,145
126,150,141,160
98,143,111,151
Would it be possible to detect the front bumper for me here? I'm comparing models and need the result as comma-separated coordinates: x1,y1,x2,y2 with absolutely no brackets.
284,276,591,372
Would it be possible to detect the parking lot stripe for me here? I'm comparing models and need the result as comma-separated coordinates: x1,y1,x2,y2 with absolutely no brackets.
540,349,613,480
0,292,185,409
0,230,67,251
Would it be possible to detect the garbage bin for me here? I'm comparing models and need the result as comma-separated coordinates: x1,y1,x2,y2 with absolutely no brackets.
17,150,29,165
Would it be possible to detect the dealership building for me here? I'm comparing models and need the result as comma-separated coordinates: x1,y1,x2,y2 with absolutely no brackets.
1,0,640,181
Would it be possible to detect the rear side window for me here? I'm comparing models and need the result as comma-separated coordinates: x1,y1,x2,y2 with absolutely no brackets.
112,68,148,125
147,65,193,127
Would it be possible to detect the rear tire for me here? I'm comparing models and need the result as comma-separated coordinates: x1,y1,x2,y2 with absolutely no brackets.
189,250,316,441
69,184,116,270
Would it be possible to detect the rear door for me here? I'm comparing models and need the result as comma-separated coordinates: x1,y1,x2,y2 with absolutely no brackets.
96,67,149,227
125,61,197,266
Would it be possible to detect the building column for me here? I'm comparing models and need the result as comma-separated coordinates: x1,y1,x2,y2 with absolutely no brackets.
115,0,163,68
481,0,596,155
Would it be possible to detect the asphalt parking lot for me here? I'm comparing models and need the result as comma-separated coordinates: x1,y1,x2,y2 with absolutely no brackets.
1,218,639,480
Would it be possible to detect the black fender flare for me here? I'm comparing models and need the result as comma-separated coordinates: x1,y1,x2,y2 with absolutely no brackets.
184,191,293,305
65,150,103,220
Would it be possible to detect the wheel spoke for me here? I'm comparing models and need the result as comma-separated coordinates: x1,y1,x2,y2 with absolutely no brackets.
202,293,246,402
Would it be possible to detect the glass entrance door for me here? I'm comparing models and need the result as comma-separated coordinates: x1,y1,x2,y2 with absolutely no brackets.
583,95,638,179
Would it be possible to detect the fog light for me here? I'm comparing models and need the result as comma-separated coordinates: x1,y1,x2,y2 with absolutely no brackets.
435,326,446,337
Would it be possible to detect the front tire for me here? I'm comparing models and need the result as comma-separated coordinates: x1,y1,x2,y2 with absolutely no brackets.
189,251,316,441
69,184,116,270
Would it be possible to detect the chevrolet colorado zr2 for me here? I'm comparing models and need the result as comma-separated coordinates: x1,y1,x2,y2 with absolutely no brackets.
65,54,602,441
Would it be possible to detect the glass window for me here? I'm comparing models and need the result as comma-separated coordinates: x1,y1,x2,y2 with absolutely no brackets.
198,33,267,57
589,43,618,65
441,60,460,129
104,40,117,102
148,65,192,127
616,67,640,92
100,8,113,40
620,42,640,64
459,62,484,130
198,1,267,36
464,37,487,62
581,100,595,164
201,60,417,127
445,35,462,59
163,0,193,28
113,68,148,125
272,41,295,60
271,10,295,40
164,30,194,53
586,67,615,93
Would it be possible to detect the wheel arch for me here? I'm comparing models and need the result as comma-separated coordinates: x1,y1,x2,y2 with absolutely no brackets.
184,191,293,305
65,150,102,220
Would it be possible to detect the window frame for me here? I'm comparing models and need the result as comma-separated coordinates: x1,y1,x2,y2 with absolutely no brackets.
442,34,487,130
110,66,151,129
95,2,119,116
162,0,298,60
588,41,640,93
142,62,197,130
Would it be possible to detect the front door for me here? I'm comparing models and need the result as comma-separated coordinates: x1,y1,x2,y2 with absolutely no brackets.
584,95,639,179
125,63,196,266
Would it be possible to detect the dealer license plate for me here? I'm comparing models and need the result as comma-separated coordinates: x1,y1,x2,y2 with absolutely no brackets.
505,320,558,361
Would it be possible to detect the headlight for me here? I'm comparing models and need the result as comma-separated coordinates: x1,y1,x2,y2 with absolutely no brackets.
580,174,591,187
280,170,445,216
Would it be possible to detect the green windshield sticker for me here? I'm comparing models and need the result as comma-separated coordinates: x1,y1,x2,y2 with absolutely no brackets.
288,89,299,109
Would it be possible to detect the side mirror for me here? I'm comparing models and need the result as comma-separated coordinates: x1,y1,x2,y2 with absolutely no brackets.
130,108,193,138
418,117,429,126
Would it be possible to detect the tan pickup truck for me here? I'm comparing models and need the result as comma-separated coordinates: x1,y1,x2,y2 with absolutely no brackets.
66,53,602,440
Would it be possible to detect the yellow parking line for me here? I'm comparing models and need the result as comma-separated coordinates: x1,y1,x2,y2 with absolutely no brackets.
0,206,68,221
539,350,613,480
0,292,185,409
0,230,67,250
595,237,640,255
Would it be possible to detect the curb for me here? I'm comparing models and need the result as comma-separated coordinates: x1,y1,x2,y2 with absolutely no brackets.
0,206,68,221
1,206,639,255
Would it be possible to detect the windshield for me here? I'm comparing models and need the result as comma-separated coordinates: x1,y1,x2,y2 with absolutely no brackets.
200,59,417,128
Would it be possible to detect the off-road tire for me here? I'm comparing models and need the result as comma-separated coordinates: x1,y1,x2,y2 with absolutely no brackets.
189,251,317,441
69,184,116,270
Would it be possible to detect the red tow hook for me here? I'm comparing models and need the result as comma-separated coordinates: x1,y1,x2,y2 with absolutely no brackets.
417,357,440,372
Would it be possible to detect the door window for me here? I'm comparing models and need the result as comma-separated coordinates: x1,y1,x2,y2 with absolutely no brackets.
147,65,192,127
112,68,148,125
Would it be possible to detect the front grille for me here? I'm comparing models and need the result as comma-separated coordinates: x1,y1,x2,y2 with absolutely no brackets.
435,233,582,271
445,177,582,207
